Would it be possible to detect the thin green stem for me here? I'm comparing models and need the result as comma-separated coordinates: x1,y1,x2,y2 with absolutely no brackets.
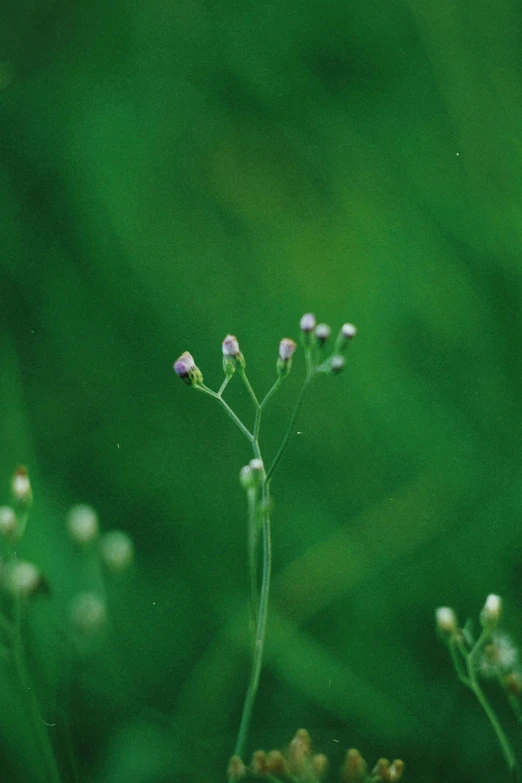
239,371,260,410
217,376,231,397
12,599,62,783
456,629,519,778
230,479,272,771
196,385,253,442
266,375,313,481
247,488,258,631
449,638,471,687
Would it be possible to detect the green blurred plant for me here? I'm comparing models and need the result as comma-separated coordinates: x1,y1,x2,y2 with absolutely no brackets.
174,314,359,779
436,596,522,781
0,467,134,782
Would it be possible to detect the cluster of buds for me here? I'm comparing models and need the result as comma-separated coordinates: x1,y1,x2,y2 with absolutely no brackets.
66,504,134,572
0,466,33,544
227,729,403,782
299,314,357,376
173,314,357,389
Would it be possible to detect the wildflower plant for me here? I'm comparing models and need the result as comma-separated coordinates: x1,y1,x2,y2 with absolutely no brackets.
174,314,359,778
0,466,135,782
436,595,522,780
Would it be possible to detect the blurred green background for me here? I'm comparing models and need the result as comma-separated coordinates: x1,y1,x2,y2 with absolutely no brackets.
2,0,522,781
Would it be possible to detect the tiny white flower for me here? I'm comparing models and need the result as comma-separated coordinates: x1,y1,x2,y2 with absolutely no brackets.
0,507,16,539
481,593,502,627
67,504,99,545
100,531,134,572
70,592,107,634
222,335,241,357
435,607,458,635
341,323,357,339
300,313,316,333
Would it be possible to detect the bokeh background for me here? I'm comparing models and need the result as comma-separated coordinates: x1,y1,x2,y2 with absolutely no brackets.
2,1,522,781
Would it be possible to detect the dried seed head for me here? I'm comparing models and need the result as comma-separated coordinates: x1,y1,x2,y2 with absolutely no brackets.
435,607,458,636
267,750,289,775
315,323,331,345
227,756,247,780
70,592,107,634
389,760,405,781
288,728,311,775
67,504,99,545
4,561,42,598
100,530,134,572
173,352,203,387
250,750,268,775
312,753,329,780
372,758,391,780
342,749,367,782
481,594,502,628
0,506,16,540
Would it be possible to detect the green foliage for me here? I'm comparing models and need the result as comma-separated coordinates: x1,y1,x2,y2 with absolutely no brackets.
2,1,522,780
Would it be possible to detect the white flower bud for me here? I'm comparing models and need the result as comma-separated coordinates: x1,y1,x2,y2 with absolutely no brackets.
341,323,357,339
11,466,32,507
0,507,16,540
279,338,297,361
67,504,99,545
239,465,252,488
100,530,134,572
300,313,316,333
481,594,502,627
330,355,346,374
314,323,331,345
222,334,240,357
4,561,42,598
70,592,107,634
435,607,458,635
222,334,245,375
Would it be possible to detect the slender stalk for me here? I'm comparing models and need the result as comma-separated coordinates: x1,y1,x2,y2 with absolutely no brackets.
11,599,62,783
454,630,519,778
239,371,260,410
217,376,231,397
246,488,258,629
197,385,253,442
266,376,312,481
230,479,272,771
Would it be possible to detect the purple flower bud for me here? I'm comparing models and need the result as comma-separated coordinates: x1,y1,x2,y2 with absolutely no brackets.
222,334,241,357
300,313,316,333
173,352,203,387
279,338,297,361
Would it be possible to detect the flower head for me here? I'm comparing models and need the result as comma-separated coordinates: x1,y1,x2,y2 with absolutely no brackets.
222,334,245,375
481,593,502,628
173,352,203,387
11,466,32,508
477,632,518,678
279,338,297,361
435,607,458,636
300,313,316,333
314,323,331,346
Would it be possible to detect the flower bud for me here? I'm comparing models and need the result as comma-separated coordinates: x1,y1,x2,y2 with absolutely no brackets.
277,338,297,377
11,466,32,509
389,760,405,781
4,561,43,598
222,334,246,376
435,607,458,636
335,322,357,352
100,530,134,572
342,749,367,782
70,592,107,634
311,753,329,780
0,506,17,541
173,352,203,387
300,313,316,346
481,594,502,628
314,323,331,346
67,504,99,545
288,729,311,776
330,355,346,374
372,758,391,780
